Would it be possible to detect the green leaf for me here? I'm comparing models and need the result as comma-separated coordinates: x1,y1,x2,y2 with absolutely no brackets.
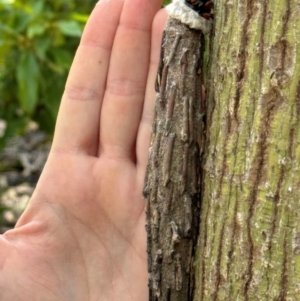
16,51,40,115
51,48,73,70
27,23,46,38
30,1,44,14
0,23,18,37
70,13,89,23
57,20,82,37
34,36,51,60
14,13,31,33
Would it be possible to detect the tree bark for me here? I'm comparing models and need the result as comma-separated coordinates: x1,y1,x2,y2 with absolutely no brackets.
194,0,300,300
143,17,206,301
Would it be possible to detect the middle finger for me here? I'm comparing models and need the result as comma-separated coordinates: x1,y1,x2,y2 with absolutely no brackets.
99,0,162,161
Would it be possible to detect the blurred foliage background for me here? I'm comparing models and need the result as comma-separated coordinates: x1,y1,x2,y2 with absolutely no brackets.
0,0,171,150
0,0,95,149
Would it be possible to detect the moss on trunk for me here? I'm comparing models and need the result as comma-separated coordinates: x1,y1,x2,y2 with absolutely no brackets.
195,0,300,299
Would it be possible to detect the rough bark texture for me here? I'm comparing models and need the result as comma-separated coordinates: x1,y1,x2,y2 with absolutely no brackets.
143,17,205,301
195,0,300,300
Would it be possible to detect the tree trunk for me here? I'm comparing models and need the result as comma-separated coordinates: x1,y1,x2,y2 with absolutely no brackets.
194,0,300,300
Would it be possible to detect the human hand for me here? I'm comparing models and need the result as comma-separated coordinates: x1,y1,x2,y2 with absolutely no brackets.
0,0,166,300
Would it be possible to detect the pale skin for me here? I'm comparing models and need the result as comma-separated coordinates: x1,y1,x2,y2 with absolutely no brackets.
0,0,205,300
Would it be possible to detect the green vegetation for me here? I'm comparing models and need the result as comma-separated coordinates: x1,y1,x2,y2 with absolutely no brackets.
0,0,94,149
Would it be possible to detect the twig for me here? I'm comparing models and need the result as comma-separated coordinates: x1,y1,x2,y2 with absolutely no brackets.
143,1,213,300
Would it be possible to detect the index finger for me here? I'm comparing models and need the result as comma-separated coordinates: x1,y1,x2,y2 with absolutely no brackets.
52,0,124,155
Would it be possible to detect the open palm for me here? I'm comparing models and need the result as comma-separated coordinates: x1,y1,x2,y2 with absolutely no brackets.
0,1,166,300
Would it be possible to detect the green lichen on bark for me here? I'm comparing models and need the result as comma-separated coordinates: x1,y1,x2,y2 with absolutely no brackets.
194,0,300,300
